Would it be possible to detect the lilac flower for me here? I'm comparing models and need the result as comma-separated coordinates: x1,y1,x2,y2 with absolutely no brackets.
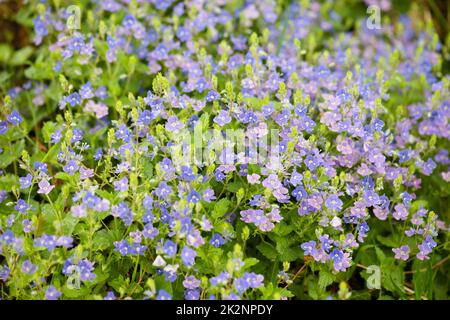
206,90,220,102
111,202,133,226
333,252,351,272
0,265,10,281
181,246,197,267
392,204,408,221
325,195,343,211
113,176,129,192
162,240,177,258
210,272,231,286
202,188,216,202
37,179,55,195
104,291,116,300
63,257,96,282
45,286,61,300
21,260,37,274
183,275,201,290
213,110,232,126
0,229,15,245
155,181,172,200
156,289,172,300
393,245,410,261
185,289,200,300
301,241,317,256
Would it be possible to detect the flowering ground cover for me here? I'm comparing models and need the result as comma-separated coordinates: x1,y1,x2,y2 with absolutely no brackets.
0,0,449,300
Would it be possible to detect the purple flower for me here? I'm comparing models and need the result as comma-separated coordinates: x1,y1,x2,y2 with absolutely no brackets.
0,265,10,281
206,90,220,102
392,204,408,221
333,252,351,272
162,240,177,257
210,233,226,247
325,195,343,211
181,246,197,267
393,245,410,261
183,275,201,289
202,188,216,202
185,289,200,300
301,240,317,256
213,110,232,126
21,260,37,274
45,285,61,300
66,92,81,106
156,289,172,300
63,160,79,175
176,26,191,42
114,176,129,192
15,199,29,213
7,110,23,126
210,272,231,286
112,202,133,226
0,121,8,134
155,181,172,200
187,189,201,204
37,179,55,195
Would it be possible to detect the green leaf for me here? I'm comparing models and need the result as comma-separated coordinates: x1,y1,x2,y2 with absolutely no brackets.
318,270,334,290
256,242,278,261
42,121,57,144
93,229,113,251
10,47,34,66
376,235,398,248
213,198,230,219
62,285,90,298
243,258,259,270
0,44,13,64
0,139,25,168
0,174,19,192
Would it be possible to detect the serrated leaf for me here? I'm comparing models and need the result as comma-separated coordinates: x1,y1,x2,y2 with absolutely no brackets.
93,229,113,251
42,121,56,144
318,270,334,290
0,139,25,168
256,242,277,261
213,198,230,219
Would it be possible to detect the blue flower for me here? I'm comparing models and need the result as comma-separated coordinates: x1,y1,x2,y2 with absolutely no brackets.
156,289,172,300
111,202,133,226
114,176,129,192
66,92,81,107
162,240,177,257
210,233,226,248
213,110,232,127
181,246,197,267
14,199,29,213
7,110,23,126
0,121,8,134
325,194,343,211
45,285,61,300
176,26,191,42
185,289,200,300
63,160,79,175
21,260,37,274
187,189,201,204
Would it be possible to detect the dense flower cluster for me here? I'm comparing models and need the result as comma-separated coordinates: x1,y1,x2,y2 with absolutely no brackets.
0,0,449,300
